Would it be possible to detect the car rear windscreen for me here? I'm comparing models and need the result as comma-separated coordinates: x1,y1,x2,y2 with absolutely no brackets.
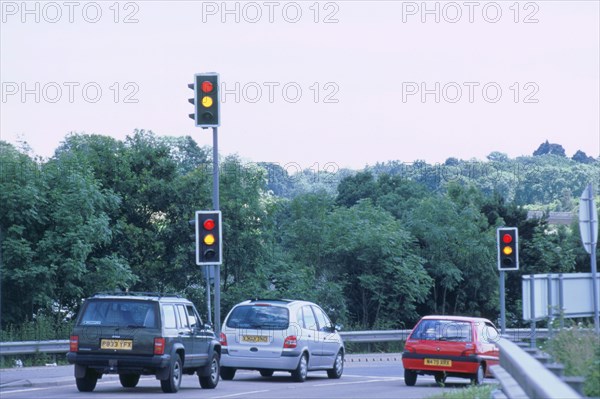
226,305,289,330
410,320,472,342
79,300,158,328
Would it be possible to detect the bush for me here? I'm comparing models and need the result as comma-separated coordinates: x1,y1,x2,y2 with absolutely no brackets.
546,327,600,396
584,345,600,397
0,313,73,341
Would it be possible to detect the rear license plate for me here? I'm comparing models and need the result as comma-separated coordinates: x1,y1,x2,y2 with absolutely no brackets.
101,339,133,350
424,358,452,367
242,335,269,343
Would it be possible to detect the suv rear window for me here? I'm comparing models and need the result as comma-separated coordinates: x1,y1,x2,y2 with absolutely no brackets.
226,305,289,330
78,300,158,328
410,319,472,342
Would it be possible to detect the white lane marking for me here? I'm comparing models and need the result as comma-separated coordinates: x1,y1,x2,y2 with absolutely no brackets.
314,377,403,387
0,387,50,395
211,389,271,398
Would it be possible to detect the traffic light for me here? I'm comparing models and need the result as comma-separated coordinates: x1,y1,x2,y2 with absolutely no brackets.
188,73,220,128
195,210,222,265
497,227,518,271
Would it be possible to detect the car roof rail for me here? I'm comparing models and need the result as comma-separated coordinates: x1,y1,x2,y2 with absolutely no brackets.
93,291,182,298
249,298,294,303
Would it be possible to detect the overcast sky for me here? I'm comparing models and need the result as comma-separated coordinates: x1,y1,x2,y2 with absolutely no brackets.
1,0,599,169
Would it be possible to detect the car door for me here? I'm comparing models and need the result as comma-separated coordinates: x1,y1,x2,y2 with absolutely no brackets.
476,321,500,374
301,305,322,368
173,304,198,367
188,304,212,367
312,305,339,368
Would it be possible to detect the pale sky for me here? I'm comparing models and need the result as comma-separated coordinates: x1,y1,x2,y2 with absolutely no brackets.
1,0,599,170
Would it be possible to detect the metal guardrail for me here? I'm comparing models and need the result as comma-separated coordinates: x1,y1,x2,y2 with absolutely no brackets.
0,340,70,355
0,328,550,356
490,338,581,399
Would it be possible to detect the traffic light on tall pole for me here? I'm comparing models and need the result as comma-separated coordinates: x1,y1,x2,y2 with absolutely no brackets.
188,73,220,128
196,210,222,265
497,227,519,271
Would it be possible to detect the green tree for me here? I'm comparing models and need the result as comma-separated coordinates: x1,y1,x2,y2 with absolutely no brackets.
323,200,431,328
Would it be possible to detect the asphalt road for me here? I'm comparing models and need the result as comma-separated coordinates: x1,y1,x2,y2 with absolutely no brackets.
0,356,490,399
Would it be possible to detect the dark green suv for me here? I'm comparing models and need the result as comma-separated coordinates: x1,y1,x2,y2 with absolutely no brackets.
67,292,221,393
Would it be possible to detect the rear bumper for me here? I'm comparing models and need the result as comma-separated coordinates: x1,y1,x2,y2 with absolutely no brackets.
67,352,171,374
402,352,480,375
221,352,300,371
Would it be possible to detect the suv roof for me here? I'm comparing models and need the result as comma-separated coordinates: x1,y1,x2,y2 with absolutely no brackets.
91,292,187,301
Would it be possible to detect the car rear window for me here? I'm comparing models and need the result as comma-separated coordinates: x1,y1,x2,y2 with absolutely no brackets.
410,319,472,342
226,305,289,330
78,300,158,328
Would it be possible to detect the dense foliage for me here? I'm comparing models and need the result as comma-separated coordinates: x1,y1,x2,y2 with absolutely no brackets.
1,131,598,335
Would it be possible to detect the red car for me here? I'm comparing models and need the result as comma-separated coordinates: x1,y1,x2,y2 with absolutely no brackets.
402,315,500,386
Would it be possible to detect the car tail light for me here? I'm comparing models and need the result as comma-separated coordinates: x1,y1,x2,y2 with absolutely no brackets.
283,335,297,348
219,332,228,347
462,343,476,357
69,335,79,352
154,337,165,355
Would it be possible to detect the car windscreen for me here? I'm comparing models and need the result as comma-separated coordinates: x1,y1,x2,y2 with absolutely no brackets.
410,319,472,342
226,305,289,330
78,300,158,328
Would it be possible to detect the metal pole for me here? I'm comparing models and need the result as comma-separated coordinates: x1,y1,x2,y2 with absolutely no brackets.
500,270,506,334
212,127,221,334
588,184,599,334
559,273,564,330
205,268,212,325
530,276,536,349
547,274,553,339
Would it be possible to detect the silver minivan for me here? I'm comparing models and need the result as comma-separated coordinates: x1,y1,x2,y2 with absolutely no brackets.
219,299,344,382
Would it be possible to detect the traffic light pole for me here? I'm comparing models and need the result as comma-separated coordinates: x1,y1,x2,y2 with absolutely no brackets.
499,270,506,335
212,127,221,334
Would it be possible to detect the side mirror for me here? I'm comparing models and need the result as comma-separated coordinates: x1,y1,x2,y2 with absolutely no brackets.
203,322,213,331
335,324,343,332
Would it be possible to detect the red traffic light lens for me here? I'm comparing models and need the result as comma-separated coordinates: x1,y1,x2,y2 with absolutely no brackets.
502,234,512,244
201,81,213,93
203,219,215,230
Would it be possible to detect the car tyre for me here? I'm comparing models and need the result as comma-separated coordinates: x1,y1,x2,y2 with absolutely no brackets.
472,364,485,385
119,373,140,388
291,353,308,382
327,351,344,379
220,366,236,380
161,354,182,393
404,369,417,386
259,369,274,377
76,368,99,392
199,353,220,389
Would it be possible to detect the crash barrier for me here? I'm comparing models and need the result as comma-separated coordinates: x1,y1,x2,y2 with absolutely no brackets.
490,338,581,399
0,328,551,356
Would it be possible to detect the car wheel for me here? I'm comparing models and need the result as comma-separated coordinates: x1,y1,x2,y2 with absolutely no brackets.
259,369,274,377
327,351,344,379
76,368,99,392
199,353,220,389
471,364,485,385
161,354,182,393
404,369,417,386
119,373,140,388
434,372,446,386
220,366,236,380
291,353,308,382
